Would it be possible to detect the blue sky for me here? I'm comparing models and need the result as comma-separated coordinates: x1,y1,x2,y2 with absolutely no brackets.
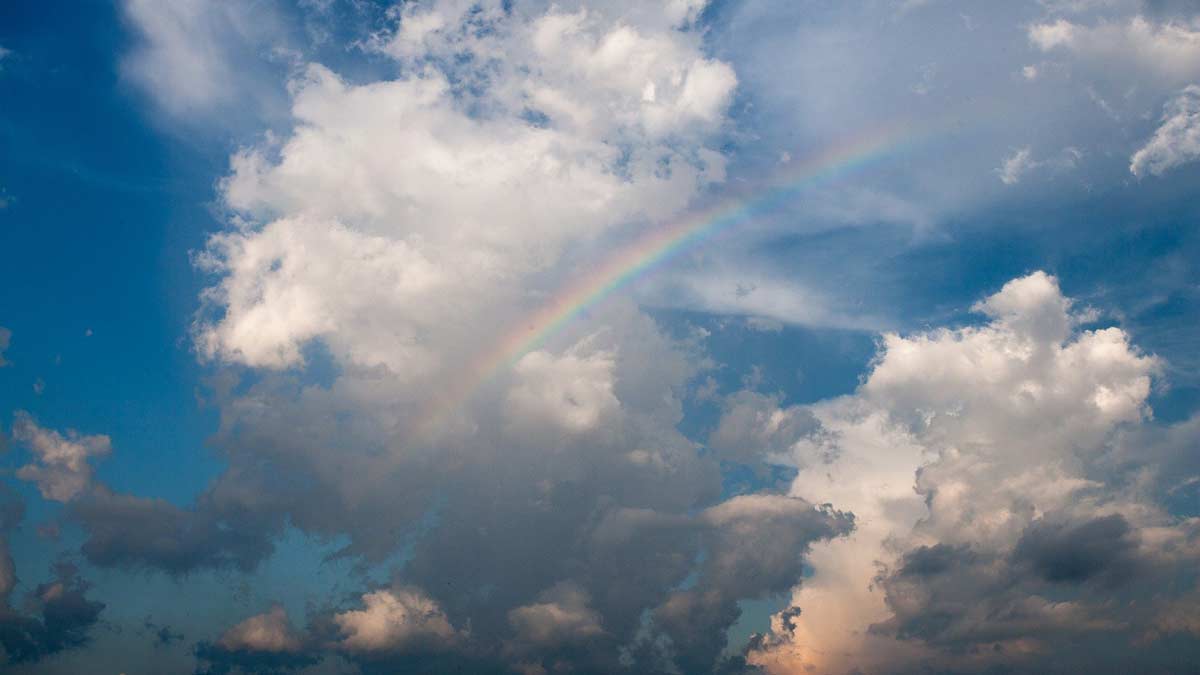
1,1,1199,674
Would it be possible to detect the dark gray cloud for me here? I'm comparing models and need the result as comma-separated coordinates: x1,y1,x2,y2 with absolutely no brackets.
70,489,274,575
1013,514,1139,585
874,511,1200,672
0,561,105,666
193,642,320,675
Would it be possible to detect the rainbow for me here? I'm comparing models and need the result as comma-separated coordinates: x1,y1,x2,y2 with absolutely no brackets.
413,120,933,440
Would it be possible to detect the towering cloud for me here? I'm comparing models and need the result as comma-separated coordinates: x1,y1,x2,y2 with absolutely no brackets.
719,272,1200,674
65,2,855,673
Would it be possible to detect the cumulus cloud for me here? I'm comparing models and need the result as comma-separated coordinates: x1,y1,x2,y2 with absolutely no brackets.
218,606,305,653
698,271,1200,674
72,1,1200,672
507,582,605,649
60,6,858,672
195,605,318,675
505,343,620,438
11,412,111,502
1131,84,1200,176
332,588,459,654
7,415,270,575
201,5,734,374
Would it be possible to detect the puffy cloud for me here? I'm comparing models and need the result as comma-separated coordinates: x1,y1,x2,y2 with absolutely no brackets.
709,390,823,466
506,582,604,648
199,0,734,384
117,6,862,671
217,605,305,654
194,605,318,675
5,414,270,576
1131,84,1200,176
11,412,111,502
701,271,1200,674
701,495,853,599
333,588,459,654
505,344,620,438
89,2,1200,672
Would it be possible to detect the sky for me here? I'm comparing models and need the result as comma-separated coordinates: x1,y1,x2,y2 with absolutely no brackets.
0,0,1198,673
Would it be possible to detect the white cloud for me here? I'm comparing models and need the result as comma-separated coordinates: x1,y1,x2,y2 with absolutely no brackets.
1130,85,1200,177
506,342,621,437
217,605,305,653
722,272,1178,674
1029,15,1200,83
996,146,1082,185
334,588,459,653
997,147,1036,184
641,269,885,332
193,3,737,471
12,412,111,502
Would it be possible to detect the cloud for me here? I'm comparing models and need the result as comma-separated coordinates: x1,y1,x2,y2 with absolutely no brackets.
201,18,733,373
72,7,851,672
11,412,111,503
7,414,272,576
1029,15,1200,83
694,271,1200,673
997,146,1036,184
0,497,105,670
1130,85,1200,176
194,605,318,675
332,588,459,654
997,146,1082,185
218,605,305,654
0,327,9,366
506,582,605,649
1011,513,1139,584
67,1,1200,672
640,268,885,332
70,489,273,575
120,0,294,121
505,344,620,438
